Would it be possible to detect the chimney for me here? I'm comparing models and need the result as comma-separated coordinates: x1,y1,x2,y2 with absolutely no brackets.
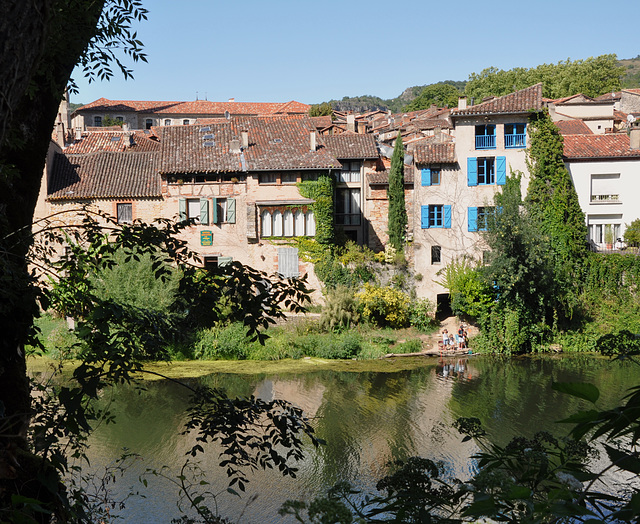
310,131,317,151
228,97,235,103
55,121,65,148
241,130,249,149
75,127,82,141
126,131,135,148
458,96,467,110
230,139,241,153
631,125,640,150
347,114,355,133
123,123,129,132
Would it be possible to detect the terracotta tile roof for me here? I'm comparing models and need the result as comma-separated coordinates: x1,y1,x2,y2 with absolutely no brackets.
367,170,414,185
322,134,378,159
595,91,622,101
563,133,640,159
614,110,628,121
452,84,543,117
75,98,310,116
48,151,160,200
310,115,333,129
555,120,593,135
159,116,340,174
413,143,456,164
64,130,160,154
552,93,598,105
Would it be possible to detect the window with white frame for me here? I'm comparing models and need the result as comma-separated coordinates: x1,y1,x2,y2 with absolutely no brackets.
164,119,172,126
183,119,190,125
590,174,620,203
588,214,622,245
260,209,315,237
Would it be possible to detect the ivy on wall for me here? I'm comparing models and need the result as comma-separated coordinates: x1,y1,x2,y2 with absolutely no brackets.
298,175,335,245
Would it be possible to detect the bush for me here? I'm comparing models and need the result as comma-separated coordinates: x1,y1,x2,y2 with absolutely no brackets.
409,298,437,332
356,284,410,329
193,323,259,360
320,286,360,332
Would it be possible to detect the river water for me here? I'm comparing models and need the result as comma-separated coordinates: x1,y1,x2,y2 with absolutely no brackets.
83,355,639,523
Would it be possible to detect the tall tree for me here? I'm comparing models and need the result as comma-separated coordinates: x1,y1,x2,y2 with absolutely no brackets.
387,133,407,251
405,82,461,111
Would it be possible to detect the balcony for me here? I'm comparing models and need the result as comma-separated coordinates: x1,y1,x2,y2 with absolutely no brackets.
505,133,526,148
475,135,496,149
591,194,620,203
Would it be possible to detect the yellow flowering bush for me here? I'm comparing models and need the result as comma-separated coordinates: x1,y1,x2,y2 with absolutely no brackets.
356,283,410,328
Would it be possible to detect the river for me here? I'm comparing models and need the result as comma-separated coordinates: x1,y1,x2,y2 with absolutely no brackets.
81,354,639,522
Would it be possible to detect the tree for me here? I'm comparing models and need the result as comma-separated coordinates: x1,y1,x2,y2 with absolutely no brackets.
465,55,624,100
404,82,461,111
308,102,334,118
624,218,640,247
387,133,407,251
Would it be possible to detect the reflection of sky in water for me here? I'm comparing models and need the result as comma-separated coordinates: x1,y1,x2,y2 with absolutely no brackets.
82,356,638,523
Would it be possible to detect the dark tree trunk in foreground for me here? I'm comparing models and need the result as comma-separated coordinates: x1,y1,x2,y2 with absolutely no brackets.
0,0,106,513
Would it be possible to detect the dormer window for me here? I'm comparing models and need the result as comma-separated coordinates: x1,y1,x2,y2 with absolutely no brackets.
94,116,102,127
164,119,172,126
183,119,190,125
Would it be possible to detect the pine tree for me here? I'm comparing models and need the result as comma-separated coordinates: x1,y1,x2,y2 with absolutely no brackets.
387,133,407,251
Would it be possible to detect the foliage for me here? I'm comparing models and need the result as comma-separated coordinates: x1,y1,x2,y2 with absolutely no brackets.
319,286,360,332
387,133,407,251
298,175,334,245
308,102,334,118
436,257,493,320
408,298,437,332
405,82,462,111
624,218,640,247
100,114,124,127
526,111,588,266
356,284,410,329
193,322,260,360
312,242,376,291
465,54,624,100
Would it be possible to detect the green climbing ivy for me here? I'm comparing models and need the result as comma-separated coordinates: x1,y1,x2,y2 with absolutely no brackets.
298,175,335,246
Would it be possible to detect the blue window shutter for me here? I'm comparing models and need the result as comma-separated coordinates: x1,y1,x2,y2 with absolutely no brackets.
467,157,478,186
421,205,429,229
211,197,218,224
421,168,431,186
444,205,452,229
497,156,506,185
179,198,186,221
200,198,209,225
226,198,236,224
468,207,478,232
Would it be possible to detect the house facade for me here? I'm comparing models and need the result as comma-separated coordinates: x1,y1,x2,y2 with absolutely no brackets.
563,129,640,248
412,84,542,305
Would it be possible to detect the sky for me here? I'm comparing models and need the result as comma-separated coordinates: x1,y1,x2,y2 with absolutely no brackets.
71,0,640,107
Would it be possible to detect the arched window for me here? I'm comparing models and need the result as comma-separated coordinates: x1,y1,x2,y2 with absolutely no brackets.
261,210,272,237
273,210,283,236
283,210,294,237
305,212,316,237
294,210,305,236
183,119,190,125
164,119,172,126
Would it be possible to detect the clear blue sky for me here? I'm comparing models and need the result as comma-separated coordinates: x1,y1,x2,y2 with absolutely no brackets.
71,0,640,106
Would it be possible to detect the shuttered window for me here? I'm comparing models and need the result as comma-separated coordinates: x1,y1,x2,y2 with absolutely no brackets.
278,247,299,278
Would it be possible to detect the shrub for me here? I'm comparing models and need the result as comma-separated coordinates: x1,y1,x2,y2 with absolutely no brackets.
356,284,410,329
393,339,422,354
409,298,437,332
320,286,360,332
193,322,258,360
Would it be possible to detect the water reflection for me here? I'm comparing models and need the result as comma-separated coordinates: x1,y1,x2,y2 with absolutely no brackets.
82,355,639,523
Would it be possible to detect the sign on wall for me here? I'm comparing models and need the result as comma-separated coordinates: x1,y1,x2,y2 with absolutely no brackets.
201,230,213,246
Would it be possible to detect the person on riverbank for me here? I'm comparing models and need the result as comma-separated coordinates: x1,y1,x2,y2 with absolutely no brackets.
458,325,465,350
442,329,450,349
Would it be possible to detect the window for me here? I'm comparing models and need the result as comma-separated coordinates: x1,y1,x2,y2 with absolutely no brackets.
183,119,190,125
475,124,495,149
590,174,620,203
505,123,526,148
420,205,452,229
94,116,102,127
588,215,622,246
335,188,361,225
467,156,506,186
164,119,172,126
282,173,297,184
338,161,361,183
468,206,496,231
302,172,320,182
421,168,440,186
260,209,315,237
117,203,132,224
211,197,236,224
259,173,277,184
179,198,210,224
431,245,441,265
115,116,124,124
145,119,153,130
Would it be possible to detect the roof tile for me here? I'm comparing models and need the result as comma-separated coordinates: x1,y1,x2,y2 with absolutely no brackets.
452,84,543,117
